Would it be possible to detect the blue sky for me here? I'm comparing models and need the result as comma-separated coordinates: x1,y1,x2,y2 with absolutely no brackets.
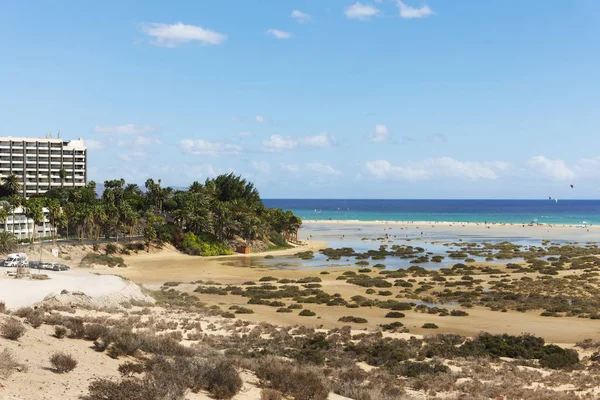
1,0,599,199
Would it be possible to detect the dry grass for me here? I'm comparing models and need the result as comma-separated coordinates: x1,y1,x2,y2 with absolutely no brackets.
0,349,22,378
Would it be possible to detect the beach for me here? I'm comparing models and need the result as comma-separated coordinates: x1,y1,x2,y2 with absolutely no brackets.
81,220,600,344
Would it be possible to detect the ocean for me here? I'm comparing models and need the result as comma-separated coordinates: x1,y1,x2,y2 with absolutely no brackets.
262,199,600,226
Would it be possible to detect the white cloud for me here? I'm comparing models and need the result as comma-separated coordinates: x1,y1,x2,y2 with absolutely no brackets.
527,156,576,181
366,157,510,181
94,124,158,135
262,133,332,152
84,139,104,150
251,161,271,174
119,151,145,162
262,135,297,152
135,136,162,145
345,2,380,20
182,164,220,180
237,131,251,137
180,139,242,156
428,134,447,144
306,162,342,175
368,125,389,143
141,22,227,47
266,29,293,39
280,163,300,173
301,132,331,148
397,1,434,19
291,10,312,23
256,115,265,123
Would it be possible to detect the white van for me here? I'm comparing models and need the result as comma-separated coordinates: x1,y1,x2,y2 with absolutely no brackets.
4,253,29,267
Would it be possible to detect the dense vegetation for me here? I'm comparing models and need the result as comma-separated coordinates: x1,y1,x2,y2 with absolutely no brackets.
0,173,301,254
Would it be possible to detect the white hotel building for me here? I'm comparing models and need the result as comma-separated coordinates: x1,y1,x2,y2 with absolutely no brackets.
0,136,88,239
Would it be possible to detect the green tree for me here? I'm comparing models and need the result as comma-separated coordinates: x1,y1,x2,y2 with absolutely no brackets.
45,198,62,244
0,206,7,233
0,231,17,254
63,202,76,240
144,226,157,252
58,168,68,188
6,195,21,236
24,198,44,243
1,174,22,197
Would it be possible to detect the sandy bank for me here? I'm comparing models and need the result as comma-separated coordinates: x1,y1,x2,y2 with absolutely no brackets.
0,269,146,309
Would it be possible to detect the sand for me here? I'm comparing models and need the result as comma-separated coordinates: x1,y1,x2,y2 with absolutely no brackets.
300,220,600,243
0,270,129,309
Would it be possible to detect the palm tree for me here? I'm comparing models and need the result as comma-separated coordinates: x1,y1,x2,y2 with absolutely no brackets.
0,206,7,232
2,174,22,197
45,198,62,244
7,195,21,236
24,198,44,244
58,168,68,188
63,202,76,240
0,231,17,254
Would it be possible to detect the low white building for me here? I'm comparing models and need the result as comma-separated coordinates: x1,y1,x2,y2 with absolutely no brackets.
0,206,53,240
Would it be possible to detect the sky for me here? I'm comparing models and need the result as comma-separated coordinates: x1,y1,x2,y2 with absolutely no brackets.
1,0,600,199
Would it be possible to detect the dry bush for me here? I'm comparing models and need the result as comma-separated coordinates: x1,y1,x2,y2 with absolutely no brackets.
118,361,146,377
49,352,78,373
84,323,109,341
186,331,203,341
1,317,25,340
0,349,22,378
54,325,67,338
261,389,283,400
576,339,600,350
12,307,34,318
25,311,44,328
255,357,329,400
88,356,243,400
201,359,243,399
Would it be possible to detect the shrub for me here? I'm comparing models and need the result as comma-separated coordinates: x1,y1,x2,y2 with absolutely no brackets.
178,232,232,256
297,277,322,284
422,323,439,329
288,304,303,309
234,307,254,314
84,323,109,341
276,308,293,313
50,352,78,373
203,360,243,399
385,312,405,318
450,310,469,316
81,253,126,268
380,322,404,331
25,311,43,328
539,346,579,369
261,389,283,400
0,301,5,313
13,307,33,318
255,358,329,400
54,326,67,339
299,310,316,317
393,361,450,377
118,361,145,377
378,291,393,296
105,243,119,254
338,316,368,324
0,349,21,379
0,318,25,340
